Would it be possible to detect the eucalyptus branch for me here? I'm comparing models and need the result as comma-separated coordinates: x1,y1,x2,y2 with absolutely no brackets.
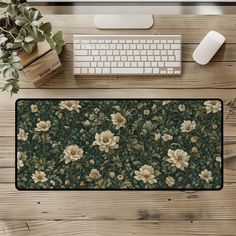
0,26,15,39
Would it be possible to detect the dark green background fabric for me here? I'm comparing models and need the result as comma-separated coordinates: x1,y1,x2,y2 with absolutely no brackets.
16,99,223,190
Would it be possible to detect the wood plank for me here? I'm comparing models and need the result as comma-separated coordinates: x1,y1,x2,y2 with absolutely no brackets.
1,89,235,99
60,44,236,63
0,183,236,220
42,15,236,43
4,62,235,89
0,220,236,236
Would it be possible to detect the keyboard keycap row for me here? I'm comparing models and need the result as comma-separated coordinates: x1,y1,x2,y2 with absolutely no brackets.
74,67,181,75
74,39,181,44
74,44,181,50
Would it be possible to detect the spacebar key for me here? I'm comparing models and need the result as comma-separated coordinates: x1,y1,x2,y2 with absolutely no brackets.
111,68,143,74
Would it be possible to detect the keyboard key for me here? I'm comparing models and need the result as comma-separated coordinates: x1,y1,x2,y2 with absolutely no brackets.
138,62,144,67
152,62,158,67
153,68,160,73
160,70,167,74
162,56,168,61
161,50,167,55
111,62,117,67
118,62,124,67
174,70,181,74
167,50,174,55
101,56,107,61
98,62,103,67
103,68,110,74
158,62,164,67
81,68,88,73
75,62,90,67
164,44,170,50
111,68,143,74
141,50,146,55
131,62,138,67
89,68,95,74
130,44,136,50
148,56,154,61
75,50,88,56
128,56,134,61
74,68,81,74
150,45,156,50
108,56,113,61
154,50,160,55
94,56,100,61
92,51,99,56
91,62,96,67
165,62,181,67
141,56,147,61
75,56,93,61
145,62,151,67
105,62,110,67
81,40,90,44
127,50,133,55
145,68,152,73
125,62,131,67
115,56,121,61
171,44,181,50
96,68,102,73
74,44,81,49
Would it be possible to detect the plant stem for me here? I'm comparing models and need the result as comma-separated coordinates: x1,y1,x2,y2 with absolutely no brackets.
0,27,16,40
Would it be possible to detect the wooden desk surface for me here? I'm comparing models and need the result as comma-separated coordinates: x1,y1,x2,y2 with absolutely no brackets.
0,15,236,235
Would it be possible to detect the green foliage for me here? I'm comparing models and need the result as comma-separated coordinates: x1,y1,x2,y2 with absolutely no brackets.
0,0,65,95
16,99,223,190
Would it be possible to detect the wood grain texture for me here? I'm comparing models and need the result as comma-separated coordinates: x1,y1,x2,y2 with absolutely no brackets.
0,220,235,236
1,15,236,89
0,14,236,235
0,183,236,221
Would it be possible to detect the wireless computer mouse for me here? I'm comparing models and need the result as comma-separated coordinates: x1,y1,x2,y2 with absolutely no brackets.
192,31,225,65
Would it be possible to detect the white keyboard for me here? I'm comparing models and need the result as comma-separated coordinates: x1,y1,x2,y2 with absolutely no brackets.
73,35,182,75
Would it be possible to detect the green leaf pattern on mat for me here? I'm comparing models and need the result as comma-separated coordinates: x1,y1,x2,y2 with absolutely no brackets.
16,99,222,190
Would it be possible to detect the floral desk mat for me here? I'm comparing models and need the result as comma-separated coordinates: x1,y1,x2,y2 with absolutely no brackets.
16,99,223,190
